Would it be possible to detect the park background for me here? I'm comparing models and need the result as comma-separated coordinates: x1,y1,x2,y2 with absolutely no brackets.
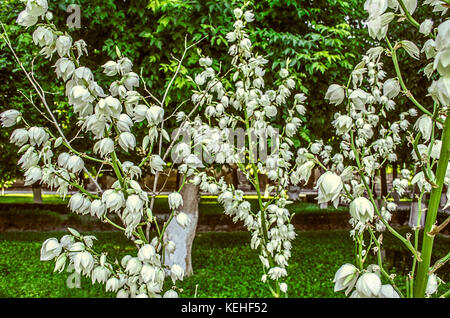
0,0,448,298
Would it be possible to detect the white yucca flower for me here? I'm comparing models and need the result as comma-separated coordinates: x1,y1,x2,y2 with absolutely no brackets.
149,155,166,173
315,171,343,208
91,266,110,284
168,192,183,210
26,0,48,17
40,238,62,261
1,110,21,127
333,263,359,295
118,132,136,152
137,244,156,262
414,115,433,142
163,290,178,298
176,212,190,228
16,10,38,27
90,199,106,218
126,194,144,215
117,114,133,132
333,115,352,135
102,61,120,76
125,257,142,276
123,72,139,90
419,19,434,36
66,155,84,173
355,273,381,297
146,106,164,125
349,197,374,223
55,35,72,57
73,251,94,275
54,58,75,81
94,138,115,157
170,264,184,283
378,284,400,298
383,78,400,99
102,190,125,212
10,128,29,146
325,84,345,105
24,166,42,185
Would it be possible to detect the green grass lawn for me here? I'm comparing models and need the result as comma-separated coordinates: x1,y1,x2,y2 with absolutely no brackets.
0,229,448,298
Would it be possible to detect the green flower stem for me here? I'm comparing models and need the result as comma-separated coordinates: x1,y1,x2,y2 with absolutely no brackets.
409,190,425,297
367,227,405,298
385,38,443,124
110,151,124,187
350,130,421,260
397,0,421,29
414,115,450,298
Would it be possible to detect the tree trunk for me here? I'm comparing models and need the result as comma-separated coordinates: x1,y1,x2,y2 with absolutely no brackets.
391,163,400,203
32,184,43,204
380,166,387,198
163,174,199,277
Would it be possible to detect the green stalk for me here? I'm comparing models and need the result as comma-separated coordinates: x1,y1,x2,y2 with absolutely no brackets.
414,115,450,297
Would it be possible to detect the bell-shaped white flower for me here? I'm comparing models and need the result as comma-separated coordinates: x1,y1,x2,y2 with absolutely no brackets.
26,0,48,17
383,78,400,99
176,212,190,228
125,257,142,276
146,106,164,125
24,166,42,185
126,194,144,215
149,155,166,173
66,155,84,173
333,115,353,135
414,115,433,142
91,266,110,284
364,0,388,20
94,138,115,157
378,284,400,298
170,264,184,283
168,192,183,210
349,197,374,223
1,110,21,128
90,199,106,218
333,263,359,295
10,128,29,146
426,273,439,295
123,72,139,91
16,10,38,27
419,19,433,36
102,189,125,212
40,238,62,261
138,244,156,262
118,132,136,152
315,171,343,207
55,35,72,57
355,272,381,297
297,161,315,184
106,277,120,292
73,251,94,274
163,290,178,298
54,58,75,81
325,84,345,105
102,61,120,76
